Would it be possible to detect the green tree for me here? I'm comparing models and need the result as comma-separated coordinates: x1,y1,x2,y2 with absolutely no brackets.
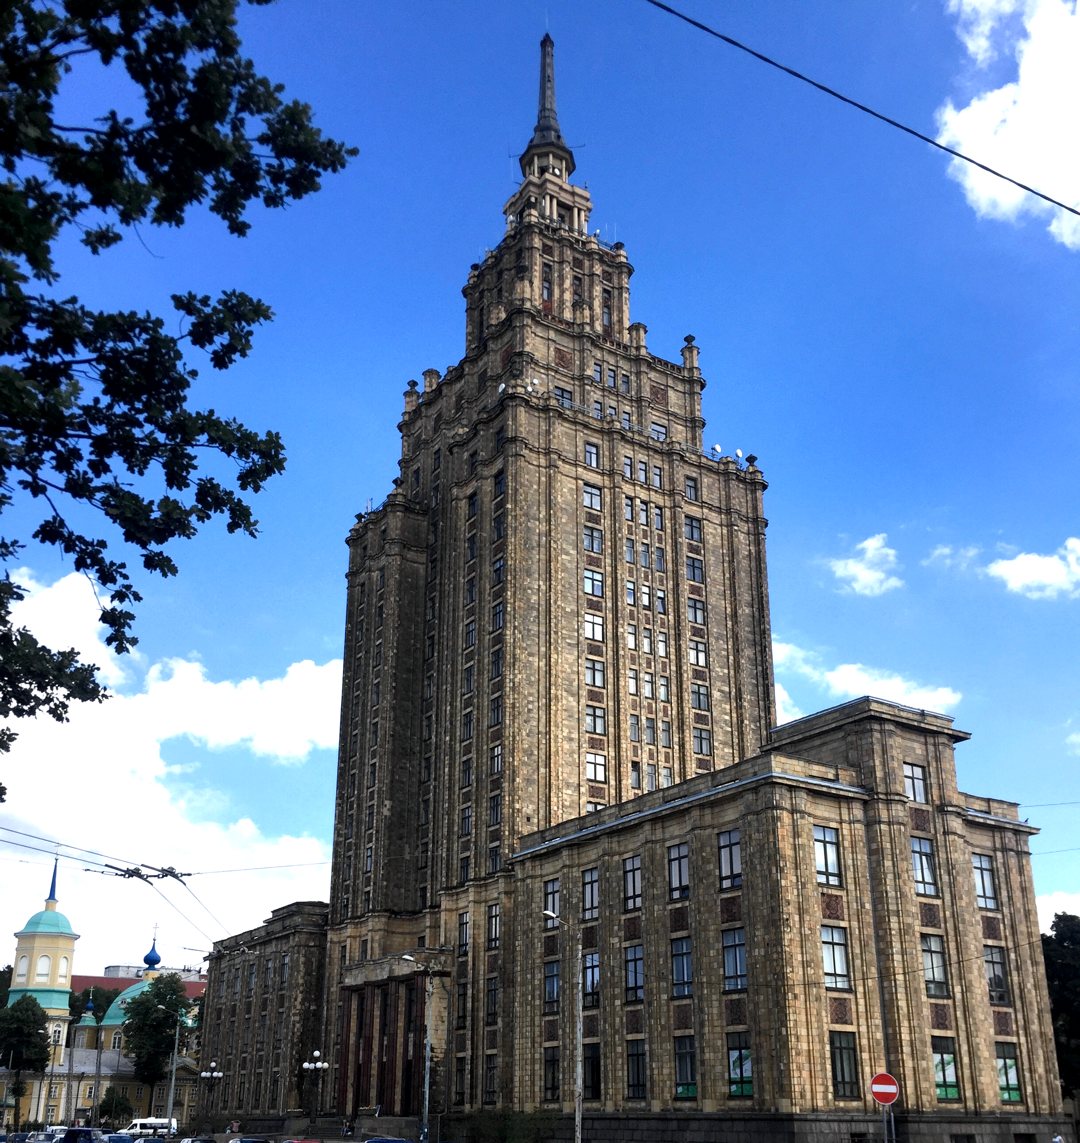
0,963,11,1006
1042,911,1080,1097
122,974,190,1095
99,1084,134,1128
0,0,357,799
0,994,51,1130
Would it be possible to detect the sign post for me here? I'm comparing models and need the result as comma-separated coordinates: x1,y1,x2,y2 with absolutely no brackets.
870,1072,899,1143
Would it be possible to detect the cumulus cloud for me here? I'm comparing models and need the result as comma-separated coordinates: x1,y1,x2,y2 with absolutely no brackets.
985,536,1080,598
773,680,804,726
1,570,341,974
1065,732,1080,755
774,639,962,713
828,534,904,596
1037,890,1080,934
937,0,1080,249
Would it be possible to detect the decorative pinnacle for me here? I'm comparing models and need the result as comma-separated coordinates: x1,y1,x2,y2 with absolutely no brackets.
521,34,575,176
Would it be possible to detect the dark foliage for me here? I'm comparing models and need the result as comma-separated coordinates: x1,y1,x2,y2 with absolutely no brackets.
1042,911,1080,1096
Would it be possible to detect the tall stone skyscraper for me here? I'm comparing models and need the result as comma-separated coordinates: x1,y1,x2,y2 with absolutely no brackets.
199,37,1063,1143
329,31,773,927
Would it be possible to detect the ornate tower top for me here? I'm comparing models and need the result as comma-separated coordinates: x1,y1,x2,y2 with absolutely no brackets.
520,33,575,178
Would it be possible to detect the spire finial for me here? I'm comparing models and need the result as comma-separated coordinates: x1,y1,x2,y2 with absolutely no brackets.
48,856,58,903
520,35,575,177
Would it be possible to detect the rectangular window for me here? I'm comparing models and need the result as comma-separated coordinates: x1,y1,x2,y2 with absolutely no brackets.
629,713,640,741
464,575,477,604
659,674,670,701
607,366,617,388
625,579,636,605
491,600,504,629
583,1042,602,1101
553,386,573,408
687,598,706,625
723,928,747,991
623,455,633,478
922,933,949,997
671,937,693,997
467,491,478,518
821,925,850,989
583,569,604,597
690,681,710,710
674,1036,697,1099
657,630,668,657
488,791,502,824
593,361,603,383
463,665,475,694
585,751,607,782
626,1040,647,1099
484,1052,498,1101
644,716,656,744
689,639,707,666
624,943,645,1002
490,647,503,678
640,543,650,568
585,658,605,687
637,459,648,483
692,727,712,756
626,622,636,650
628,667,639,695
830,1031,859,1099
718,829,742,890
625,537,636,564
650,421,668,441
651,465,662,488
493,469,505,497
655,547,665,571
814,825,842,887
932,1036,960,1100
544,878,561,925
584,613,604,642
984,945,1010,1005
489,695,503,727
542,262,554,302
457,911,470,954
583,483,602,509
585,705,607,734
543,961,560,1013
461,710,473,741
624,494,633,520
661,720,672,748
973,853,998,909
584,442,599,468
489,845,501,873
623,855,642,910
493,511,505,540
904,761,928,802
686,556,704,582
460,804,472,836
995,1042,1021,1102
543,1046,560,1101
582,951,600,1009
668,842,690,899
489,742,503,774
653,504,663,529
643,671,654,699
582,867,599,920
491,554,505,584
685,476,699,501
620,372,630,393
464,619,476,647
638,499,648,525
486,902,501,950
684,514,702,540
911,836,939,896
727,1031,753,1097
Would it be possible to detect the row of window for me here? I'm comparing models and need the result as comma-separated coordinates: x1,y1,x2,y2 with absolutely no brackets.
922,935,1012,1005
535,1033,1023,1104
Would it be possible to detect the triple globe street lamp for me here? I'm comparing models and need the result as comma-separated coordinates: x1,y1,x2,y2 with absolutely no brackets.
302,1049,330,1128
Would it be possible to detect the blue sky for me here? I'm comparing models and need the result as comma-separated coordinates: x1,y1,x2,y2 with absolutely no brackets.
2,0,1078,974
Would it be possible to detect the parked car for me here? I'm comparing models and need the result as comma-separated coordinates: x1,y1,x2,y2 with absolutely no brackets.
60,1130,105,1143
105,1134,135,1143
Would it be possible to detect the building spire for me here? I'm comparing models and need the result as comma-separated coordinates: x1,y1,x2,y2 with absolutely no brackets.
520,34,575,177
48,856,58,904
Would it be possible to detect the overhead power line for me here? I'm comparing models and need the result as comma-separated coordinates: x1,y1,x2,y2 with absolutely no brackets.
642,0,1079,219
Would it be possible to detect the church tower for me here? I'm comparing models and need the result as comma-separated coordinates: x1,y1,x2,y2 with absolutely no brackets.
7,861,79,1064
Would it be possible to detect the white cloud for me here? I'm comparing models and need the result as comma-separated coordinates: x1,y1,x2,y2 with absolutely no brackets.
1,570,341,975
1065,732,1080,755
985,536,1080,598
1037,890,1080,934
773,680,804,726
923,543,981,570
828,534,904,596
774,638,962,713
938,0,1080,250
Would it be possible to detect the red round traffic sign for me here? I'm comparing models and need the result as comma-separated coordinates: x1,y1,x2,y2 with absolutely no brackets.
870,1072,900,1105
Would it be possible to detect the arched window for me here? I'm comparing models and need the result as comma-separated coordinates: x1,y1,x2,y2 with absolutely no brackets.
59,956,69,981
52,1025,61,1045
111,1031,123,1051
16,954,28,982
35,953,51,981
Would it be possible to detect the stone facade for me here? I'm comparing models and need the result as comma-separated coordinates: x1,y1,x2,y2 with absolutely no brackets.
200,35,1065,1143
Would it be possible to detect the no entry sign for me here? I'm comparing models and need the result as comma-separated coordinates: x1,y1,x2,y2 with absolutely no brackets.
870,1072,900,1105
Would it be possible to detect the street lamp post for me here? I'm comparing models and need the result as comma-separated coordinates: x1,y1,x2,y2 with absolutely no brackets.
198,1062,223,1131
401,956,434,1143
302,1050,329,1129
544,911,582,1143
154,1005,183,1133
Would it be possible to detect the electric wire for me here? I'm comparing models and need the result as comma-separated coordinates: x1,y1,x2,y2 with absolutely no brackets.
642,0,1079,220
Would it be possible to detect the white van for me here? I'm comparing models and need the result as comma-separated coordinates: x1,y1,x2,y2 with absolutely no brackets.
121,1119,177,1137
